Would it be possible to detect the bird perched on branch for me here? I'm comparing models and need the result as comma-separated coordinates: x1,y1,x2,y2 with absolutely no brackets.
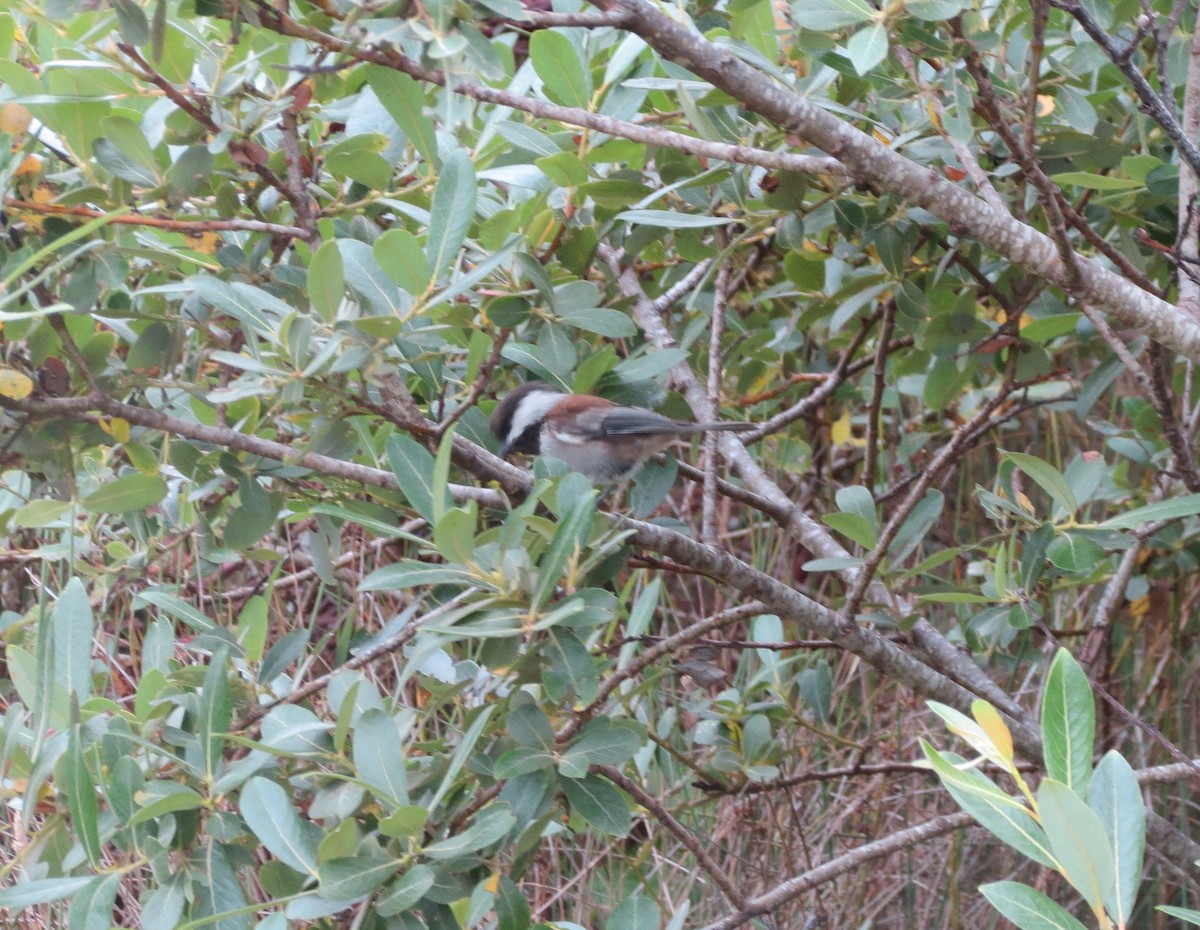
490,381,754,484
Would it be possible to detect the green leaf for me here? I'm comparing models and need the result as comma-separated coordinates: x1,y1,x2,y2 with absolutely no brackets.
81,472,168,513
387,434,445,522
846,22,888,74
308,239,345,321
530,29,591,109
94,136,160,185
1002,451,1077,516
193,645,231,781
67,872,123,930
606,895,661,930
904,0,969,19
615,209,736,228
980,881,1090,930
835,485,877,528
801,556,865,572
375,228,431,296
128,782,205,825
561,774,631,836
423,803,515,858
428,705,495,811
559,718,645,776
821,511,877,548
1089,751,1145,925
425,149,477,282
1037,779,1113,910
240,777,321,876
889,489,944,564
1051,172,1145,190
1096,492,1200,529
798,661,833,723
353,708,409,807
66,725,102,868
921,742,1056,867
365,66,437,164
377,865,435,916
1041,648,1094,796
532,487,598,610
543,629,599,705
1159,906,1200,926
52,577,93,701
507,701,555,750
0,876,93,910
557,306,637,337
317,857,399,900
1045,534,1105,574
536,151,589,187
792,0,876,29
359,561,479,590
339,238,405,315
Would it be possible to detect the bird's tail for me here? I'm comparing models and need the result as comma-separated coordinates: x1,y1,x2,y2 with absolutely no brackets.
689,422,756,432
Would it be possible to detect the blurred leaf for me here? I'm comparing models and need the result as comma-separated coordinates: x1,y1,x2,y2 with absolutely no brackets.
426,149,476,282
792,0,876,29
353,708,409,807
317,857,399,900
0,877,93,909
365,66,436,163
67,872,123,930
980,881,1089,930
377,865,435,916
888,489,943,564
606,896,661,930
52,577,93,702
530,30,592,109
308,239,345,320
65,725,101,867
375,228,431,296
423,803,515,858
81,473,168,513
561,774,631,836
1097,492,1200,529
1001,451,1078,517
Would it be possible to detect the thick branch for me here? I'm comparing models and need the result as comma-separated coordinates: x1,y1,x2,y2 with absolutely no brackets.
604,0,1200,361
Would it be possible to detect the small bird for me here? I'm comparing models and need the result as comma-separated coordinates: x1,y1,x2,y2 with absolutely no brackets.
490,381,755,483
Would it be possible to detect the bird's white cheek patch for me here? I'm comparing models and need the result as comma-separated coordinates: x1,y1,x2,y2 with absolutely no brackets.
549,429,588,445
506,391,562,444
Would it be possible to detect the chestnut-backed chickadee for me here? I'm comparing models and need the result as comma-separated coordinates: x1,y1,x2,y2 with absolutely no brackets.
490,381,755,483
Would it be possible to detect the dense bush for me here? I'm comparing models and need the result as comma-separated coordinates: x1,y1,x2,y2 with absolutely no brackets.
0,0,1198,928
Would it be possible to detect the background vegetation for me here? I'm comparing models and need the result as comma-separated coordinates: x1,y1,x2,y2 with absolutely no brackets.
0,0,1198,927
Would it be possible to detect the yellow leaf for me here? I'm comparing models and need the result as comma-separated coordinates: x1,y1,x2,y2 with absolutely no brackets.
14,154,42,177
972,700,1014,763
0,368,34,400
484,873,501,893
1037,94,1054,116
99,417,132,442
830,410,865,447
188,231,222,254
0,102,31,135
1129,595,1150,618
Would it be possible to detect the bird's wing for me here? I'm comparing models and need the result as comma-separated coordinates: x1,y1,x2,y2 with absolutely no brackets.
598,408,690,436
